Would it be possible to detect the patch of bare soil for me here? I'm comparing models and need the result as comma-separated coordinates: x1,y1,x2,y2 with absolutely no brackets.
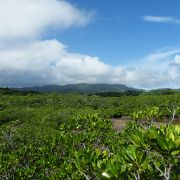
112,117,180,131
112,117,129,131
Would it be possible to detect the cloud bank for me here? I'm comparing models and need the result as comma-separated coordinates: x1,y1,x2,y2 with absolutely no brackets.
0,0,179,89
0,39,180,89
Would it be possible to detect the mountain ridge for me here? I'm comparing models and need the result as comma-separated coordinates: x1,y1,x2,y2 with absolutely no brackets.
14,83,138,94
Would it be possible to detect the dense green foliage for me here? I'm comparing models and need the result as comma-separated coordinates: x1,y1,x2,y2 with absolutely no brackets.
0,90,180,179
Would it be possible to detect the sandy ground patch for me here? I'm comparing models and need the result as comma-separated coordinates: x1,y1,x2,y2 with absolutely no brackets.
112,117,180,131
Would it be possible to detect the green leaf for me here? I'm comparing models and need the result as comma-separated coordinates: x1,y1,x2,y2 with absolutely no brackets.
157,136,168,150
168,139,175,150
130,134,143,147
102,172,110,178
174,138,180,147
171,150,179,156
148,127,158,139
121,164,127,173
97,160,103,169
138,151,147,165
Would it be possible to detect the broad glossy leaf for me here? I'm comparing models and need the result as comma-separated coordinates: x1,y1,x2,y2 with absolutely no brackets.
157,136,168,150
171,150,179,156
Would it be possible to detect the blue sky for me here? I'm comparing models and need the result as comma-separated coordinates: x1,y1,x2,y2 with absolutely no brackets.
0,0,180,89
54,0,180,65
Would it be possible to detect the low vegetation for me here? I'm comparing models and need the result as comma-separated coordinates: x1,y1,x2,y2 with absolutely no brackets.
0,88,179,179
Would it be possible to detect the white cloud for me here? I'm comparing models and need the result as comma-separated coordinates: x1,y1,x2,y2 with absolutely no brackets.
169,55,180,73
171,55,180,65
0,39,180,89
142,16,180,24
0,40,134,87
145,49,180,62
0,40,113,86
0,0,179,89
0,0,93,40
137,50,180,89
167,55,180,85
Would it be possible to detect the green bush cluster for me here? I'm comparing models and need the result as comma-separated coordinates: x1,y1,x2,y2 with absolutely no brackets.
0,92,179,179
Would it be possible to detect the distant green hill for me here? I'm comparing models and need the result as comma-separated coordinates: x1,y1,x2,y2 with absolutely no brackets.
0,87,38,95
148,88,180,95
15,83,138,94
